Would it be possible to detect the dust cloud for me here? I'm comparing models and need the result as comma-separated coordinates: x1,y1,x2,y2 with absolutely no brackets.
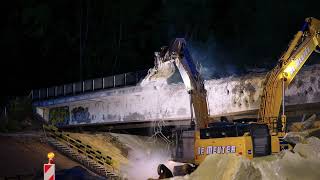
122,148,172,180
115,133,176,180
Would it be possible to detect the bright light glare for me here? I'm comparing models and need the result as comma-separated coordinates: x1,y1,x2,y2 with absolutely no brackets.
47,152,55,159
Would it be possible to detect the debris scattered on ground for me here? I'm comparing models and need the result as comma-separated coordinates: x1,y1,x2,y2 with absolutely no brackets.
289,114,320,132
284,127,320,145
285,114,320,145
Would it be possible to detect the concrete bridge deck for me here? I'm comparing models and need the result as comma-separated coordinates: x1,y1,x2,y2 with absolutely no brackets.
32,64,320,128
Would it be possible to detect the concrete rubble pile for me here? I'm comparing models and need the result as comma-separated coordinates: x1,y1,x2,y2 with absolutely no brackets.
284,114,320,144
169,136,320,180
289,114,320,132
140,52,176,87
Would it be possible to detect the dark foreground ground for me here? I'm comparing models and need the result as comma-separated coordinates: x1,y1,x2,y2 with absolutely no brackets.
0,132,104,180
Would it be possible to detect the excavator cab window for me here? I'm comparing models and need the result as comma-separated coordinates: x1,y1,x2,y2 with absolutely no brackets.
200,122,251,139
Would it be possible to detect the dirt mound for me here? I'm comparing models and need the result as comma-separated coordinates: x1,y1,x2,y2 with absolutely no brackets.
170,137,320,180
252,137,320,180
170,154,260,180
67,132,129,169
67,132,172,180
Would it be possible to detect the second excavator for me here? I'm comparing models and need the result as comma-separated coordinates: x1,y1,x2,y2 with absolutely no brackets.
150,17,320,178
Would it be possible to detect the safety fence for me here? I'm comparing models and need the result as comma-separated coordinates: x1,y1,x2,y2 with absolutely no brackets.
32,69,148,101
43,125,120,178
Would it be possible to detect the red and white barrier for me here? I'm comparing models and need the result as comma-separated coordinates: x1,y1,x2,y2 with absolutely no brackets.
44,152,55,180
44,163,55,180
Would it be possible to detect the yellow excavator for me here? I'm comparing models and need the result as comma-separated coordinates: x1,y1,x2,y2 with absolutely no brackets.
155,17,319,178
258,17,320,138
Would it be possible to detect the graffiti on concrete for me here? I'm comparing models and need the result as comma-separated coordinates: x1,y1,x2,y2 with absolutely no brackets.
49,106,69,126
71,106,91,123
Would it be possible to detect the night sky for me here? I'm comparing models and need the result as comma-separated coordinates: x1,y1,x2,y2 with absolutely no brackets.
1,0,320,100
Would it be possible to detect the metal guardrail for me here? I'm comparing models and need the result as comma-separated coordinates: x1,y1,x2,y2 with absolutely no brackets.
43,125,119,176
32,70,148,101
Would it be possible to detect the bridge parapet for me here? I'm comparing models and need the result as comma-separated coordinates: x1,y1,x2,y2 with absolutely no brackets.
31,70,148,101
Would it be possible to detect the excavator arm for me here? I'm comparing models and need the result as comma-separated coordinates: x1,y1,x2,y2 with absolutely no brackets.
258,17,320,132
154,38,210,178
158,38,209,129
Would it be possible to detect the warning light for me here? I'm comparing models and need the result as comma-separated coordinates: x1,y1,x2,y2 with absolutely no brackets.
47,152,55,159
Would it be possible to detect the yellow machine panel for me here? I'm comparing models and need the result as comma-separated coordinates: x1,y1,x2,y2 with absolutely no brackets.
194,132,253,165
193,132,281,165
193,122,277,165
271,135,280,153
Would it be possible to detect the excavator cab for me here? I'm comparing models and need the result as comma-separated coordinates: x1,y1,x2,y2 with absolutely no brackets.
171,122,273,165
166,122,273,178
199,123,272,157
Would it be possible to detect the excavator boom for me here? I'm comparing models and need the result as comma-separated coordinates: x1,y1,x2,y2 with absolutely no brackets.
258,17,320,132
